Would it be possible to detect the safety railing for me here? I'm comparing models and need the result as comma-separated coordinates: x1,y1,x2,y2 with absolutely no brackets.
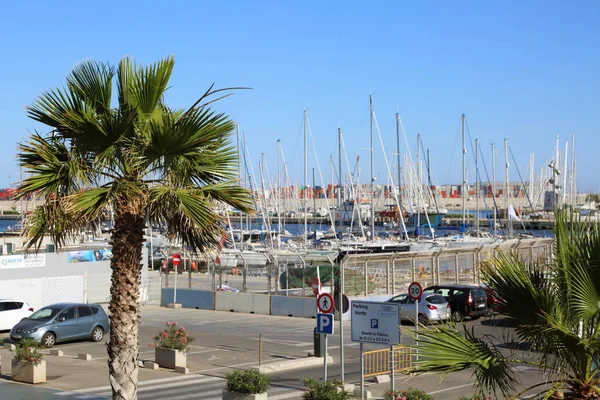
363,345,413,377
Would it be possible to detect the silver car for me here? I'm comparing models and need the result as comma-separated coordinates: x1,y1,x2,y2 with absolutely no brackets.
10,303,109,348
387,293,451,325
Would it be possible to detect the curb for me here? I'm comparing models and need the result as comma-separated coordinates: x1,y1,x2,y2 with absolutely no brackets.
257,356,334,374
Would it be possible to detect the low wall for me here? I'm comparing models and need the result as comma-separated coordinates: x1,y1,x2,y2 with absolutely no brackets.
215,291,271,315
271,296,317,318
161,288,214,310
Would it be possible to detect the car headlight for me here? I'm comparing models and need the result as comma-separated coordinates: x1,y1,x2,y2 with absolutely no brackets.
25,328,38,334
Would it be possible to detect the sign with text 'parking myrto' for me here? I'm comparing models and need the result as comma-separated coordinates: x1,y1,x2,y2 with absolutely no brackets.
350,301,401,345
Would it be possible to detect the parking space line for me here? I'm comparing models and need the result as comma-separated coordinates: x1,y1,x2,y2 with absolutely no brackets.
95,377,223,397
428,383,474,395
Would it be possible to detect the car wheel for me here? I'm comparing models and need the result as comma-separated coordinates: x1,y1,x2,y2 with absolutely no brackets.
91,326,104,342
417,313,429,326
452,310,464,322
471,315,480,321
42,332,56,348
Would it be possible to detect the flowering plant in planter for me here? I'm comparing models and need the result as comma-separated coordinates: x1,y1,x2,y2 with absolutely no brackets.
13,338,44,366
149,321,194,352
383,388,432,400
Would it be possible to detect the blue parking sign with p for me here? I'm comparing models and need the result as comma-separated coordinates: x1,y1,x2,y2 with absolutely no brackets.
317,313,334,334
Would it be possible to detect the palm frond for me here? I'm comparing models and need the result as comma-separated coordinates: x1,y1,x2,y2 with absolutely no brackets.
66,59,115,115
409,324,521,397
17,133,92,197
147,186,225,253
126,55,174,120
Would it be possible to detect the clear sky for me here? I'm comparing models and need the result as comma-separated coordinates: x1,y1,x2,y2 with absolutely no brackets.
1,1,598,192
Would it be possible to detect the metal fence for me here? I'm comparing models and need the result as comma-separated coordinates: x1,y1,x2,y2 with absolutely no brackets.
363,345,413,377
341,238,554,297
160,238,554,298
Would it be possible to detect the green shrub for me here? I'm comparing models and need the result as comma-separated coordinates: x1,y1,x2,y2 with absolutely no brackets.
385,388,432,400
13,338,44,365
225,369,270,394
302,378,350,400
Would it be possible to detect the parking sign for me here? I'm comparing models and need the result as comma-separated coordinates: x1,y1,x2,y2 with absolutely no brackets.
317,313,334,335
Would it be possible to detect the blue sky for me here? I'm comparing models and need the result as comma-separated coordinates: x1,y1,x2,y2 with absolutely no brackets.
1,1,598,191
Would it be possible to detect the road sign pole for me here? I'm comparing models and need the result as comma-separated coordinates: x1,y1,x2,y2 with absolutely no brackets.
391,344,395,393
340,259,345,383
415,298,419,361
174,264,178,304
360,342,364,400
324,333,328,381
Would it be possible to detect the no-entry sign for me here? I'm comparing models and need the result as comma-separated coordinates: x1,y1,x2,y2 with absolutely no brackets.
172,254,181,266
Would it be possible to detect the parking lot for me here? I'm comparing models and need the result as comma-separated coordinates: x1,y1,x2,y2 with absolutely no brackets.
0,304,547,399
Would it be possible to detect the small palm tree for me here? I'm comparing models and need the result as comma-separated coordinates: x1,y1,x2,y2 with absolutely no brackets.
410,212,600,399
17,56,253,400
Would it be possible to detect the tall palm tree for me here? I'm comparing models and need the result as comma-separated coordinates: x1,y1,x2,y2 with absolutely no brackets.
410,212,600,399
16,56,253,400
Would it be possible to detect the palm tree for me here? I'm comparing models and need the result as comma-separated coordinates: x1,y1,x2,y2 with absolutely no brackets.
410,212,600,399
16,56,253,400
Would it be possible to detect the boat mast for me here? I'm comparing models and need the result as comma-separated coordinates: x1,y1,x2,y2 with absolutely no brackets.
330,155,335,230
370,95,375,241
396,113,402,226
461,114,466,229
416,133,421,237
338,128,343,236
303,110,308,246
570,132,576,207
277,139,282,249
259,153,273,248
504,138,511,237
243,130,250,235
562,141,568,206
237,124,242,235
312,167,316,234
529,153,534,206
475,138,479,237
492,143,496,237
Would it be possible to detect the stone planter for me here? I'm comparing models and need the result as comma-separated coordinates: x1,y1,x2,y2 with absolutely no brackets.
11,359,46,384
155,347,186,369
222,391,267,400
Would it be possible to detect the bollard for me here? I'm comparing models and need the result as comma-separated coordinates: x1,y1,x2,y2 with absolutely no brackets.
258,334,263,366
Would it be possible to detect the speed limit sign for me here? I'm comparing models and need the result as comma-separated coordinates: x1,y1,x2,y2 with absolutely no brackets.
408,281,423,301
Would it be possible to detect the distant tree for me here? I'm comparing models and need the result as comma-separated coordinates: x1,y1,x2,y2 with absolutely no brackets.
17,56,253,399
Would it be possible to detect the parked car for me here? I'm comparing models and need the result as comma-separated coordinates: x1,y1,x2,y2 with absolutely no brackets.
10,303,109,348
424,284,488,321
386,293,451,325
480,283,501,315
0,300,34,331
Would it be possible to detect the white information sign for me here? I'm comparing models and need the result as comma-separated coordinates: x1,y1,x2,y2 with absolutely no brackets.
351,301,401,344
0,254,46,269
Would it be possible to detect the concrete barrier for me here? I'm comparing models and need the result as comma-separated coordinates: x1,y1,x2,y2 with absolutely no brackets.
271,296,317,318
215,292,271,315
161,289,214,310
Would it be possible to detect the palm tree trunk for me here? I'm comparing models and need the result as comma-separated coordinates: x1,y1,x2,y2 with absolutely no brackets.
107,210,145,400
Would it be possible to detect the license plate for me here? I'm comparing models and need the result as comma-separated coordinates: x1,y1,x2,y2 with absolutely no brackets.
12,334,22,339
477,304,485,308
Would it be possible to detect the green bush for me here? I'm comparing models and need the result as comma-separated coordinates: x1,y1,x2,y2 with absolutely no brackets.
384,388,432,400
13,338,44,365
225,369,270,394
302,378,350,400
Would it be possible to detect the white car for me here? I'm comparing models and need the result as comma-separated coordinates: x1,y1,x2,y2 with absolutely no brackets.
0,299,34,330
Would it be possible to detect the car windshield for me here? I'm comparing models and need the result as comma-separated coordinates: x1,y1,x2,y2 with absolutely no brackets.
28,307,62,321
